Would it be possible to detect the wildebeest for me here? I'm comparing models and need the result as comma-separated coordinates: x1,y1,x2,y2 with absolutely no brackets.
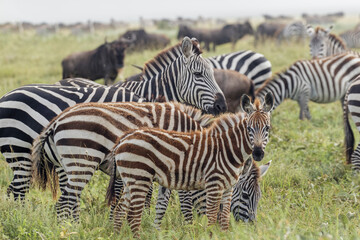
61,39,128,85
125,67,254,113
178,22,254,51
213,69,255,112
254,22,286,46
120,28,170,51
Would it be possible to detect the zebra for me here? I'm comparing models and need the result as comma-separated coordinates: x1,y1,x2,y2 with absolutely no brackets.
307,25,348,58
343,75,360,170
31,102,215,220
106,93,274,235
340,29,360,49
277,21,307,44
0,84,143,201
58,50,272,92
1,36,226,201
157,158,272,226
256,52,360,120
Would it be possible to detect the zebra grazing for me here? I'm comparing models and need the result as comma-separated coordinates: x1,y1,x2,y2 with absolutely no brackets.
160,158,272,225
343,75,360,170
277,21,307,44
31,102,215,220
307,25,347,58
107,93,274,235
2,36,226,201
207,50,272,89
0,84,143,201
256,53,360,120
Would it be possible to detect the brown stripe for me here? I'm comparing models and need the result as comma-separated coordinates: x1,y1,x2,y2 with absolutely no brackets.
57,138,110,155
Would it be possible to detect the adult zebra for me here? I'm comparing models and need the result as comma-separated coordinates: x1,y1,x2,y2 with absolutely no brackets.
59,50,272,92
106,93,274,235
343,75,360,170
0,85,143,201
1,36,226,201
256,53,360,119
340,29,360,49
306,25,360,59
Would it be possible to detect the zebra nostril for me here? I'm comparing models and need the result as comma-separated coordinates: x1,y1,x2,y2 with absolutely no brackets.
214,93,227,114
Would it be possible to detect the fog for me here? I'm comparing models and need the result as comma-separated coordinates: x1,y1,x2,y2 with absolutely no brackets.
0,0,359,23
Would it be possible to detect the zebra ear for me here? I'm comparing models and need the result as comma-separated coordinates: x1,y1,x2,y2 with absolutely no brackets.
181,36,193,59
259,160,271,177
262,92,274,113
241,94,254,114
306,25,314,37
325,25,333,34
243,157,253,174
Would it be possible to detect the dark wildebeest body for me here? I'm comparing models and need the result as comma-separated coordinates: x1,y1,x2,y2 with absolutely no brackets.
178,22,254,51
120,29,170,51
125,69,254,113
255,22,286,46
61,40,127,85
213,69,255,112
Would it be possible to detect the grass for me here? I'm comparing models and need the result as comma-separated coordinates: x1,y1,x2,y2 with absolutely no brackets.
1,21,360,239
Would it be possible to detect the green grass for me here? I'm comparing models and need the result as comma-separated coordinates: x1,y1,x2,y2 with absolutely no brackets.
1,23,360,239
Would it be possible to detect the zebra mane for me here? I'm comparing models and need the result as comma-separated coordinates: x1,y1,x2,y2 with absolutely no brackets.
174,102,214,128
314,26,347,49
142,39,203,81
208,112,245,131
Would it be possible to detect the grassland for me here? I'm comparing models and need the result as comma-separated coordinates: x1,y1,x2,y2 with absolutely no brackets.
1,19,360,239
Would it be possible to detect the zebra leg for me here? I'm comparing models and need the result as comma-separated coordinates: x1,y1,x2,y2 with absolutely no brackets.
217,188,232,231
351,143,360,171
114,185,130,232
109,179,124,221
154,186,171,230
205,185,223,226
144,185,153,210
297,93,311,120
126,181,152,236
7,158,32,201
178,190,194,223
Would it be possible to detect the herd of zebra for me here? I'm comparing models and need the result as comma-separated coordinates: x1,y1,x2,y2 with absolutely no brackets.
1,24,360,236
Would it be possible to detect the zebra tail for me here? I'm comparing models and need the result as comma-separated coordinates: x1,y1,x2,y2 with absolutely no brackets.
343,93,354,164
31,128,59,199
105,150,117,206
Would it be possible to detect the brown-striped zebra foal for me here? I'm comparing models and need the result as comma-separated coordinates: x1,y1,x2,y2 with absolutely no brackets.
108,92,274,235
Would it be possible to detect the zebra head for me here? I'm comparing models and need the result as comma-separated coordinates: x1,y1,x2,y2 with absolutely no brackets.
178,37,227,115
231,158,271,222
307,25,333,58
241,92,274,161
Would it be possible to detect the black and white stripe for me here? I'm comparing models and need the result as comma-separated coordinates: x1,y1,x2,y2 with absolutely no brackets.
0,84,143,200
207,50,272,89
256,53,360,119
340,30,360,49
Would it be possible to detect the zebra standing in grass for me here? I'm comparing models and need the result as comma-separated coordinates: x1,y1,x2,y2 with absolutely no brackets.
0,84,143,201
277,21,307,44
31,102,216,220
256,53,360,119
107,93,274,235
1,36,226,201
307,25,349,58
207,50,272,89
343,75,360,170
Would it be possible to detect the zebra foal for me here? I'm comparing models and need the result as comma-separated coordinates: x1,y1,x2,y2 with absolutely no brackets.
107,93,274,235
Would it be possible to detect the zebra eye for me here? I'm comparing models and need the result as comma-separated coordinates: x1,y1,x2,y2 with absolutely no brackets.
194,72,202,77
265,125,270,131
247,126,251,132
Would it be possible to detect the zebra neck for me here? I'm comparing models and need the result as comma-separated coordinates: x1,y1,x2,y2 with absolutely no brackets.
327,34,347,55
207,116,251,168
120,74,181,102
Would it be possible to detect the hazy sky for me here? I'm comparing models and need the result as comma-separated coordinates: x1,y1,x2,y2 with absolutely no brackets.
0,0,359,23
